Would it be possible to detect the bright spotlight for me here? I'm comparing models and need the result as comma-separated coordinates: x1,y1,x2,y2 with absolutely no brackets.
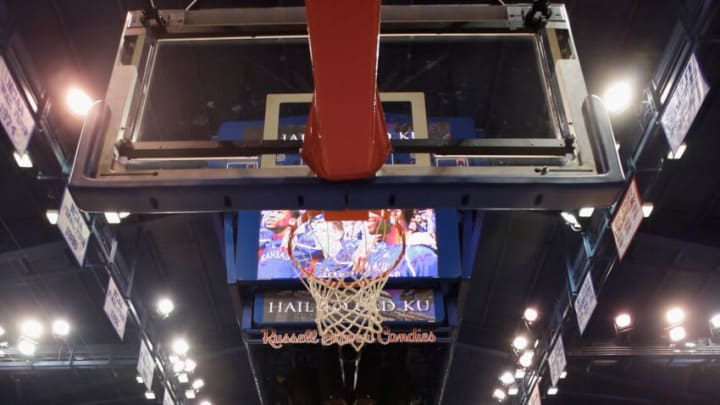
709,313,720,329
499,371,514,386
665,307,685,325
192,378,205,390
614,313,632,334
185,389,197,399
144,391,156,400
172,338,189,356
104,212,122,224
51,319,70,338
178,372,189,383
669,326,687,342
168,354,180,365
523,307,539,323
602,81,633,113
199,401,212,405
518,350,534,368
17,338,36,356
560,212,582,232
136,375,144,384
514,368,526,379
508,386,518,396
156,297,175,318
66,87,93,116
642,203,654,218
21,319,43,339
173,360,185,374
547,386,559,396
13,151,33,168
578,207,595,218
560,370,567,380
512,335,529,351
667,143,687,160
0,325,5,337
492,388,507,401
45,210,59,225
184,358,197,373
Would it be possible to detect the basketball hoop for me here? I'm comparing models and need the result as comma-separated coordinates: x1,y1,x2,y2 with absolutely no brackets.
288,210,406,351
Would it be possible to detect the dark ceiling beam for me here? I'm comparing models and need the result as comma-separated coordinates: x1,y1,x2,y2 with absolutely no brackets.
0,344,136,371
568,343,720,359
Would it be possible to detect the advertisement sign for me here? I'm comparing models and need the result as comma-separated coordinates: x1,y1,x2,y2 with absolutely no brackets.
262,327,437,348
548,335,566,387
57,190,91,266
103,277,128,340
661,53,709,154
256,289,439,324
574,273,597,336
0,55,35,153
611,179,643,260
137,340,155,391
257,209,438,279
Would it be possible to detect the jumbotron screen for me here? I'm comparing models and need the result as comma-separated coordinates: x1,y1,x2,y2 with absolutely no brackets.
256,209,438,280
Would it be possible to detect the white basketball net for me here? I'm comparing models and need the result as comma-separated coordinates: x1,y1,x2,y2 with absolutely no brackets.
288,210,406,351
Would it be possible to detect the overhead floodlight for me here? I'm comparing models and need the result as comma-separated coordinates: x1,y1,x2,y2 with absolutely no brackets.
560,212,582,232
578,207,595,218
136,375,144,384
192,378,205,390
560,370,567,380
514,368,526,379
602,80,633,113
0,325,5,337
177,372,189,383
547,386,559,396
199,401,212,405
642,203,654,218
168,354,180,365
173,360,185,374
104,212,122,224
518,350,534,368
13,151,33,168
665,307,685,325
499,371,515,386
17,338,36,356
184,358,197,373
51,319,70,338
507,386,519,396
172,337,189,356
523,307,539,323
66,87,93,116
710,313,720,331
144,391,156,400
21,319,43,339
492,388,507,401
667,143,687,160
512,335,529,351
669,326,687,342
156,297,175,318
185,389,196,399
45,210,59,225
614,313,633,335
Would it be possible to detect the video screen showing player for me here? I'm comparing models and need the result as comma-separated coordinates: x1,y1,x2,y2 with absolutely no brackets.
257,209,439,279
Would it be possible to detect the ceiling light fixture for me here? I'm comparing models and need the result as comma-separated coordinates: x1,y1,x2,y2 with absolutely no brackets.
523,307,539,323
51,319,70,338
13,151,33,168
21,319,43,339
172,338,189,356
156,297,175,318
669,326,687,342
499,371,514,385
665,307,685,325
547,386,559,396
492,388,506,401
512,335,529,351
17,338,36,356
578,207,595,218
66,87,93,116
667,143,687,160
45,210,59,225
642,203,654,218
602,80,633,113
518,350,534,368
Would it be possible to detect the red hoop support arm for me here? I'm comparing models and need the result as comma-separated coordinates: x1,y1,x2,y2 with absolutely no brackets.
301,0,391,180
